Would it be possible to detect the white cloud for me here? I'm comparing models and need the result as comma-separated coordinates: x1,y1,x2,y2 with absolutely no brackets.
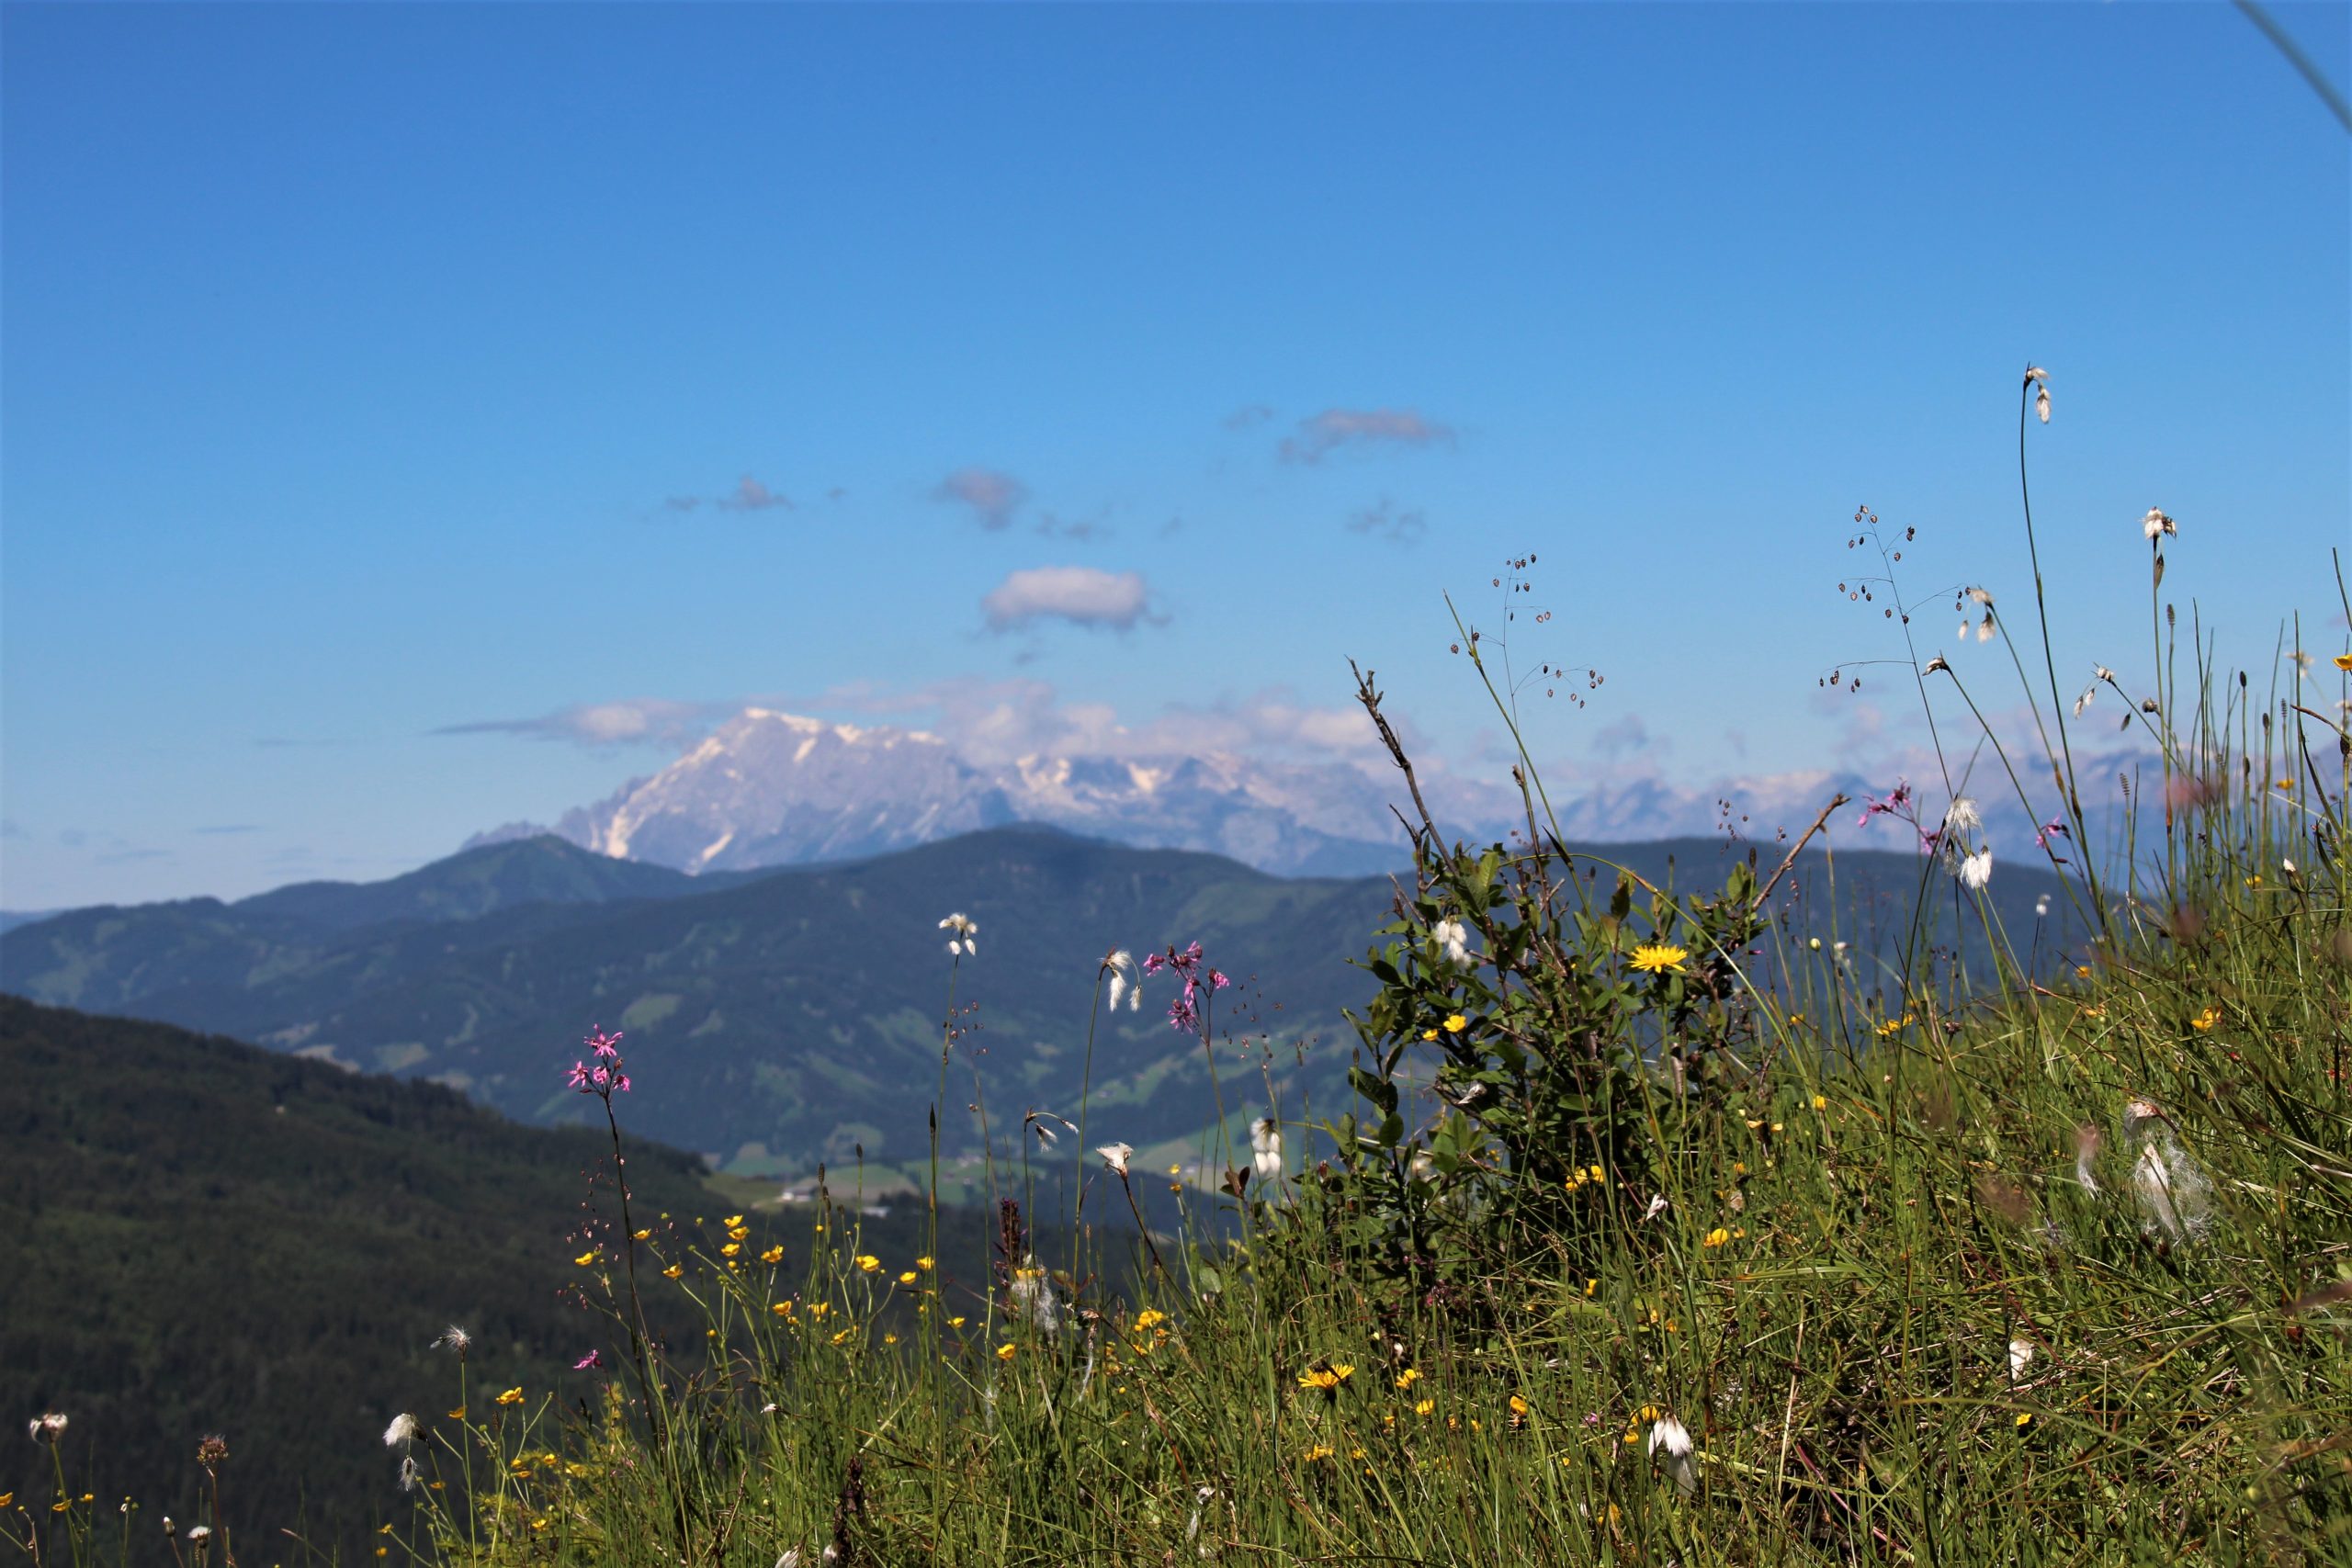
1280,407,1454,464
979,566,1155,633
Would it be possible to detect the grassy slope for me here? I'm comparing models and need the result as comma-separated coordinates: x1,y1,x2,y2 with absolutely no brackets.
323,841,2348,1568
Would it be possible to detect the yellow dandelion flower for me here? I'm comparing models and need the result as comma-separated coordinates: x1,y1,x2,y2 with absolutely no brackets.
1414,1397,1435,1417
1395,1368,1421,1389
1442,1013,1469,1033
1628,943,1689,974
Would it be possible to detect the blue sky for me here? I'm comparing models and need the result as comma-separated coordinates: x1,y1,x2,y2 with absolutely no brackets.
4,2,2346,908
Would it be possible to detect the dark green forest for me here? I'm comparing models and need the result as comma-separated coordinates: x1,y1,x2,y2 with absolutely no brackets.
0,998,1007,1560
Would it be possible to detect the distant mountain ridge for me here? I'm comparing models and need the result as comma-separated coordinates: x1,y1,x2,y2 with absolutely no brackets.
469,705,2131,883
495,707,1440,876
3,826,2086,1180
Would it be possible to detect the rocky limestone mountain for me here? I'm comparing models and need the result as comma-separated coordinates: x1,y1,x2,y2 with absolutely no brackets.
530,708,1433,876
473,706,2144,880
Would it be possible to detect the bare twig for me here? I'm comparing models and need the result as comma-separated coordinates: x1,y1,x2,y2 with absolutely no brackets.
1754,794,1851,911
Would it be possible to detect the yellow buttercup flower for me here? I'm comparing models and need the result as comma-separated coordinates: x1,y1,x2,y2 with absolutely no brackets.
1301,1445,1335,1462
493,1387,524,1406
916,1256,934,1270
1442,1013,1469,1033
762,1246,786,1264
1509,1394,1531,1416
898,1269,919,1285
2190,1007,2220,1032
662,1264,683,1279
771,1302,793,1317
573,1251,597,1266
996,1343,1018,1361
2334,654,2352,671
722,1214,744,1228
1414,1397,1435,1417
948,1315,967,1329
1133,1309,1167,1330
1702,1227,1731,1247
1629,943,1689,974
720,1242,741,1258
855,1255,881,1273
631,1228,650,1241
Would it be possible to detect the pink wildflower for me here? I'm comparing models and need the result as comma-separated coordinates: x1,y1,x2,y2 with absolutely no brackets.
1142,942,1231,1034
567,1028,633,1100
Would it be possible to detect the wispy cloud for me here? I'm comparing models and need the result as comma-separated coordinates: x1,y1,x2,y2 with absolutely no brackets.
718,475,793,512
664,474,796,514
979,566,1155,633
933,466,1028,530
1591,715,1659,760
1344,497,1428,547
1279,407,1454,465
1223,403,1274,431
434,698,722,750
1036,506,1114,543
